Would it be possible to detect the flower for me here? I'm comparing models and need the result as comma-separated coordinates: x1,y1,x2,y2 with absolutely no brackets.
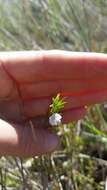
49,113,62,126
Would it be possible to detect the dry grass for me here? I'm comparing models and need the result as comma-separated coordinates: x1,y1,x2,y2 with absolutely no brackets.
0,0,107,189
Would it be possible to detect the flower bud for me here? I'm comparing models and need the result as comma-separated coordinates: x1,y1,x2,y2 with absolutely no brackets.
49,113,62,126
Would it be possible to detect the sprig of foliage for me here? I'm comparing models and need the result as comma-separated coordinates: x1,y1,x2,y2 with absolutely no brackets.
49,93,66,114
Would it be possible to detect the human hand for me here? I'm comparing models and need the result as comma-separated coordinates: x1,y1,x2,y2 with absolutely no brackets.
0,50,107,157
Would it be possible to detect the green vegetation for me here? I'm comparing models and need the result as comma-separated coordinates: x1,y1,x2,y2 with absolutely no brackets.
0,0,107,189
50,93,66,114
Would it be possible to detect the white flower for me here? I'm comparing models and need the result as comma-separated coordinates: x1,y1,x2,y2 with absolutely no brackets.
49,113,62,126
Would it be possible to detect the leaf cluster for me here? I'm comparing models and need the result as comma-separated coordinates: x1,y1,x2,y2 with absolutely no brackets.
50,93,66,114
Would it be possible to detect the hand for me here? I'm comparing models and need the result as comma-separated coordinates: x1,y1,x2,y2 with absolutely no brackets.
0,50,107,157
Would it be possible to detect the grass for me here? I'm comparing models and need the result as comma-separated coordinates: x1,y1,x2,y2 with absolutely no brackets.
0,0,107,189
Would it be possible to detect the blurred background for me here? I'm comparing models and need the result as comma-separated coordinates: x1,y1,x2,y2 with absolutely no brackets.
0,0,107,189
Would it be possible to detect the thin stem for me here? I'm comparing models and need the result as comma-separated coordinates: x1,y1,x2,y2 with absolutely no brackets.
51,155,63,190
29,120,37,142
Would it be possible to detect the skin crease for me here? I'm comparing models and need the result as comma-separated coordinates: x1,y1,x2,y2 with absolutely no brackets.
0,50,107,157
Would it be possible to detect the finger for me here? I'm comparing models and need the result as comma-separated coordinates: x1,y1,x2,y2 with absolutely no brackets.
0,98,51,121
64,89,107,108
20,79,107,100
0,119,59,157
1,86,106,121
23,88,107,117
31,107,86,127
1,88,107,122
1,50,107,83
23,99,86,118
0,61,16,99
0,99,25,122
0,96,86,122
61,107,86,124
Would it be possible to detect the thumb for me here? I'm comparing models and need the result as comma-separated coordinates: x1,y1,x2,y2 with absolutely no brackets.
0,119,59,157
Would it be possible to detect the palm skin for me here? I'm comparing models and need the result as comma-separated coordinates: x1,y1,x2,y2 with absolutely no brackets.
0,50,107,157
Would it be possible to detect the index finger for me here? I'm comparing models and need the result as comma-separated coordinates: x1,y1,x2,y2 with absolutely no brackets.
1,50,107,83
